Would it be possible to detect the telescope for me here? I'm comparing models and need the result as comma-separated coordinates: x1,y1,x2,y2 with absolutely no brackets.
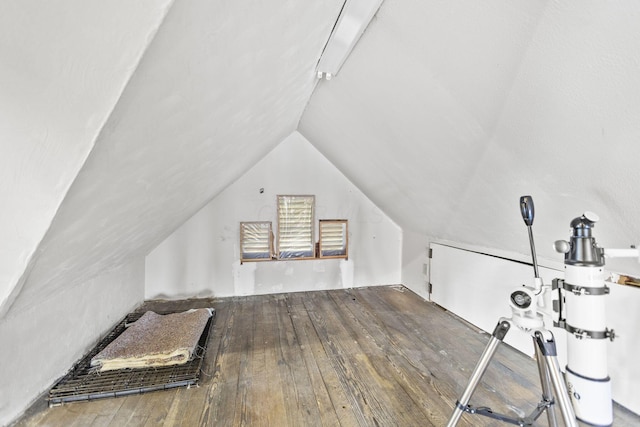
448,196,639,427
553,210,640,425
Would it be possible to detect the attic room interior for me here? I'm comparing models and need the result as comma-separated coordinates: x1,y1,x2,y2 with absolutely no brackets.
2,0,640,426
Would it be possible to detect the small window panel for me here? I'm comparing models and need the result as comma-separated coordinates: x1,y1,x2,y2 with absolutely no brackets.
277,195,315,259
319,219,348,259
240,221,274,262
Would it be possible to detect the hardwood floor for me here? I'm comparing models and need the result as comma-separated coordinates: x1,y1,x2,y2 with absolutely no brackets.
16,285,640,426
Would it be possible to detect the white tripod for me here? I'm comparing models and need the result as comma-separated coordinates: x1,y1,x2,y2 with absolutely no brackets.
447,196,577,427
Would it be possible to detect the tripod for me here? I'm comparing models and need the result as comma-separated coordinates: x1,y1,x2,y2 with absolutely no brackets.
447,318,576,426
447,196,577,427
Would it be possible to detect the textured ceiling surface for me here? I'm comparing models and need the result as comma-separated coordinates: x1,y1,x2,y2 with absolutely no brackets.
4,0,640,316
0,0,174,315
6,0,343,314
300,0,640,273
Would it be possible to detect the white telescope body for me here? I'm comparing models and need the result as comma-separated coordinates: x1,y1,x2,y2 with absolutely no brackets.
562,264,611,426
554,212,640,426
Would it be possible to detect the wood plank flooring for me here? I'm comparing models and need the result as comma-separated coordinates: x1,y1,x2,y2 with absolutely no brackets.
15,285,640,426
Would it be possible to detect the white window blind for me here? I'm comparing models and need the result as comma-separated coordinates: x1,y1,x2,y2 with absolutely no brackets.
319,219,348,259
277,195,315,259
240,221,274,262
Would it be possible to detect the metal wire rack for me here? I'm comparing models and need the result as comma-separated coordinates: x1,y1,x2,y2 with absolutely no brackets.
48,309,215,405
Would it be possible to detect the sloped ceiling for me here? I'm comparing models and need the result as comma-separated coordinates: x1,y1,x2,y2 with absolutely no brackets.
4,0,344,315
4,0,640,316
0,0,174,315
301,0,640,274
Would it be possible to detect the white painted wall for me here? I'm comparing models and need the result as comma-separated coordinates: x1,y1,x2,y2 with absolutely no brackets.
0,259,144,426
430,243,565,357
146,132,402,299
429,243,640,415
401,229,430,300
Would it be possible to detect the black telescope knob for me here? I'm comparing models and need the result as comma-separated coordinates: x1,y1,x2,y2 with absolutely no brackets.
520,195,534,226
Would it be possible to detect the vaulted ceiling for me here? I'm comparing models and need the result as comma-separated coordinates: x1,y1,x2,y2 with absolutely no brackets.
3,0,640,316
302,0,640,269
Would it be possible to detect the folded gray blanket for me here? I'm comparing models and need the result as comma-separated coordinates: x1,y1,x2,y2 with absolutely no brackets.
91,308,212,372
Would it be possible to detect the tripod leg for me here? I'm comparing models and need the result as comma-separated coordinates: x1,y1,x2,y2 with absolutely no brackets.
533,337,559,427
534,331,578,427
447,319,511,427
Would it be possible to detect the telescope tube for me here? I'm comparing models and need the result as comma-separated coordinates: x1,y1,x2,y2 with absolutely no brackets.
561,213,612,427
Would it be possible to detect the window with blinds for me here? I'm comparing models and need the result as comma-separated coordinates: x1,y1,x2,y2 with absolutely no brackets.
240,221,274,262
277,195,315,259
319,219,348,259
